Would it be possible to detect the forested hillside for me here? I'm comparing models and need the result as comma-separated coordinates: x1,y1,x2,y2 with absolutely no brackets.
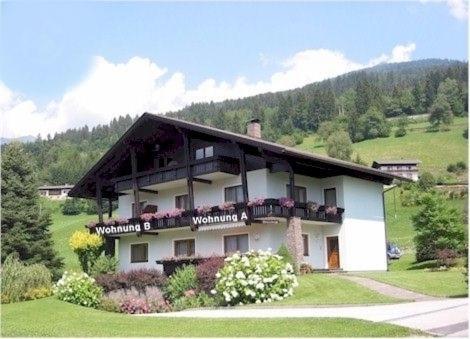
15,59,468,185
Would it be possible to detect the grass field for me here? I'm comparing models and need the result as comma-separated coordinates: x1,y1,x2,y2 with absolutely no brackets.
298,116,468,179
40,198,96,271
0,298,422,337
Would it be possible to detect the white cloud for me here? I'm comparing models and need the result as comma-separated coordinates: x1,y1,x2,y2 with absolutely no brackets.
0,43,416,139
420,0,468,20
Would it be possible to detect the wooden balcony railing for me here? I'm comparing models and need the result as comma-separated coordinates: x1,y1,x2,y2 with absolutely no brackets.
88,198,344,236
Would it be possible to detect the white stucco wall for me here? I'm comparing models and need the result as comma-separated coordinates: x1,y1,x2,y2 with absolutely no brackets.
116,170,387,272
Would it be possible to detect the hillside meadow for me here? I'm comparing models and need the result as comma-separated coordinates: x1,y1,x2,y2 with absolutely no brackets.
298,116,468,179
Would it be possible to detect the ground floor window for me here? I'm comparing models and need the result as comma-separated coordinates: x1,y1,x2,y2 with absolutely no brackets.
130,243,148,263
174,239,195,257
224,234,249,254
224,185,244,203
302,234,309,256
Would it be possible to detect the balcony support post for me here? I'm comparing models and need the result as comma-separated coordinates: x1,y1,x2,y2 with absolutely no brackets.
130,147,141,218
108,198,113,218
182,131,196,230
96,178,103,223
287,162,295,217
236,143,251,225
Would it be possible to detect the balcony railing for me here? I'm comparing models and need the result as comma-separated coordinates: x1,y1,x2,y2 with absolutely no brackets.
114,156,240,192
88,199,344,236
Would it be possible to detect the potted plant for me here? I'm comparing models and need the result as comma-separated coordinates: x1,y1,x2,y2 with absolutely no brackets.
218,201,235,214
325,206,338,215
196,205,212,215
306,201,319,213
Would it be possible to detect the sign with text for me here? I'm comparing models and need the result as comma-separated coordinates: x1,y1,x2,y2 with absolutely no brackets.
192,211,248,226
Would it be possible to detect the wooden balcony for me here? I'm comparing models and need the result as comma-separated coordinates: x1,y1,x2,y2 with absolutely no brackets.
114,156,240,192
89,199,344,236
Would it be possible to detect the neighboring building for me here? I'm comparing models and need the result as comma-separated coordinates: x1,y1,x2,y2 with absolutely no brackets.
372,160,420,182
69,114,405,273
38,184,74,199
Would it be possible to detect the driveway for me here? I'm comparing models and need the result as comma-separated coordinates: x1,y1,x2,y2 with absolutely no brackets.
143,298,468,337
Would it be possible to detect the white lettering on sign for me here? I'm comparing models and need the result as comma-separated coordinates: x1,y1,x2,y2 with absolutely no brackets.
192,211,248,225
95,223,143,235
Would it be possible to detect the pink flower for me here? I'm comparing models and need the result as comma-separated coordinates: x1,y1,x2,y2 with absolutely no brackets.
166,209,184,218
183,289,196,298
153,211,167,220
247,197,265,207
218,202,235,211
278,197,295,208
87,221,97,228
325,206,338,215
140,213,154,222
196,205,212,215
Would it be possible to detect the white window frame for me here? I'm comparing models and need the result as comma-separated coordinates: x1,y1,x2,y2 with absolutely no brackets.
222,232,250,255
173,237,196,257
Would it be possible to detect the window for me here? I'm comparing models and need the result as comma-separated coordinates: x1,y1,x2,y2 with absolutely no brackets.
130,243,148,263
131,201,147,218
302,234,309,256
195,146,214,160
286,185,307,203
324,188,337,206
175,194,189,210
174,239,195,257
224,185,244,203
224,234,249,254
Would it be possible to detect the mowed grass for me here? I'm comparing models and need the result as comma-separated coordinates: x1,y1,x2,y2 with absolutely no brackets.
0,298,422,337
298,116,468,178
262,273,401,306
383,187,467,250
40,198,97,271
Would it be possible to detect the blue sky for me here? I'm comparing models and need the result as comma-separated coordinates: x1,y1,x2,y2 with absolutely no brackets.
0,1,467,138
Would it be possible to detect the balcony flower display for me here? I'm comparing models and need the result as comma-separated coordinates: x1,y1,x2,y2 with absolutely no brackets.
166,208,184,218
306,201,319,213
196,205,212,215
115,218,129,226
140,213,155,222
218,201,235,211
278,197,295,208
86,221,97,229
325,206,338,215
154,211,167,220
247,197,265,207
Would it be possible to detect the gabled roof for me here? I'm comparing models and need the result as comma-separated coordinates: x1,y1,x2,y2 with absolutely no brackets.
39,184,74,190
69,113,407,198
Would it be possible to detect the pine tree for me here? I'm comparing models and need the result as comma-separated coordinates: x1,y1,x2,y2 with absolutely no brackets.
429,94,454,131
1,143,63,278
437,78,464,116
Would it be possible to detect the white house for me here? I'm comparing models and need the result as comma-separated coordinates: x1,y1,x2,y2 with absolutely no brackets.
372,160,420,182
39,184,74,200
69,113,403,273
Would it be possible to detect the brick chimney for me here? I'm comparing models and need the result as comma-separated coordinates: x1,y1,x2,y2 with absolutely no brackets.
246,118,261,139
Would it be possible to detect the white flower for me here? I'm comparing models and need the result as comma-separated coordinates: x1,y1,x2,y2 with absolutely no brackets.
215,272,221,278
210,289,217,295
255,282,265,290
235,271,246,279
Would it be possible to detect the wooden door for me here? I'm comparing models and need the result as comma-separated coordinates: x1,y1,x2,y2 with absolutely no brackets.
327,236,340,269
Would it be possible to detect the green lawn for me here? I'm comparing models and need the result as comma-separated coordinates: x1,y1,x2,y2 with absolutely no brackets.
40,198,97,271
358,269,467,298
263,273,400,306
0,298,422,337
298,116,468,178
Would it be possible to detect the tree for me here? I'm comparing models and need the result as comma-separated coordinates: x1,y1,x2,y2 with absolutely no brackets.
357,107,391,140
325,131,353,161
428,94,453,131
417,171,435,191
437,78,464,116
1,143,63,278
62,198,83,215
412,194,465,262
394,114,409,137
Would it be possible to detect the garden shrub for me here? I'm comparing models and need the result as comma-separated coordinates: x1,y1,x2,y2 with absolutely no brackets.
101,286,171,314
95,268,167,293
417,172,435,191
54,271,103,308
213,250,298,306
196,256,225,293
120,295,150,314
436,248,458,268
69,230,104,274
165,265,198,302
90,255,118,277
1,254,52,303
145,286,172,313
61,198,83,215
98,296,121,313
172,291,215,311
23,287,53,301
276,244,295,267
299,263,314,275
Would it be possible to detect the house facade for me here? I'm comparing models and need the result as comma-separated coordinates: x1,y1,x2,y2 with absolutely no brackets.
39,184,74,200
69,113,401,273
372,160,420,182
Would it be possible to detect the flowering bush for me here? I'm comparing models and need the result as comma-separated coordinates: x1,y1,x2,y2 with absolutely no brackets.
87,221,97,228
120,296,150,314
99,286,171,314
167,208,184,218
172,291,216,311
213,250,298,305
218,201,235,211
196,256,225,293
69,230,104,273
196,205,212,215
247,197,265,207
325,206,338,215
53,271,103,308
104,218,128,226
140,213,154,222
278,197,295,208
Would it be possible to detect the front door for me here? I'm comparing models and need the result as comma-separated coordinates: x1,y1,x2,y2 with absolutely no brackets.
327,236,340,269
